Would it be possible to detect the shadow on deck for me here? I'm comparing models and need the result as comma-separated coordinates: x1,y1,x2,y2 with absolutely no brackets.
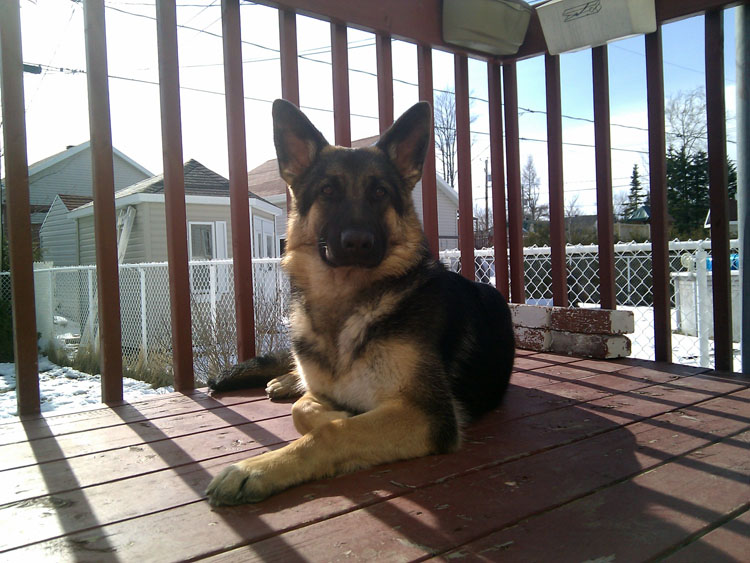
1,352,748,561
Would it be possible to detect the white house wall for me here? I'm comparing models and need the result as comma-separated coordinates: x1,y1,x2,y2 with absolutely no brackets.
39,197,79,266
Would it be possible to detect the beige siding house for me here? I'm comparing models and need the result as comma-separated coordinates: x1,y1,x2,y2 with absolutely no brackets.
247,136,460,251
69,160,281,265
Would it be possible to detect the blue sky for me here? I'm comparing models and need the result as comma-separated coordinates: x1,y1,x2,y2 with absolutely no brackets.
6,1,740,217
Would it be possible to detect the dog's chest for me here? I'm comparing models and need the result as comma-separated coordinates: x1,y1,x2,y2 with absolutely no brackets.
291,294,407,410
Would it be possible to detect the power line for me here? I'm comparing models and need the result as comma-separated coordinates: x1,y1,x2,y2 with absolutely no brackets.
102,1,737,147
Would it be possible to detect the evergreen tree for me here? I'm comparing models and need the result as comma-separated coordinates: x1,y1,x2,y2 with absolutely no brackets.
623,164,646,220
666,147,738,238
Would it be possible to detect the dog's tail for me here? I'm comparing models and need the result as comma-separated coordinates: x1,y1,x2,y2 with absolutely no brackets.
207,350,295,393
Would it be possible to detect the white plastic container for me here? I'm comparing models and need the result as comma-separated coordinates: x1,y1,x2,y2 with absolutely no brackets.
443,0,534,56
537,0,656,55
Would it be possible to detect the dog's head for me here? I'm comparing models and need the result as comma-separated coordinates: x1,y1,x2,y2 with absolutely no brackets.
273,99,431,270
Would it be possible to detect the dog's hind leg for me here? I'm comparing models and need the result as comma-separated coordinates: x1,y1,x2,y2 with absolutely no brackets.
207,351,304,399
266,371,306,400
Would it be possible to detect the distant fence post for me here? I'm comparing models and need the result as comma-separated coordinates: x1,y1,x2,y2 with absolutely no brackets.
139,267,148,363
48,269,54,336
87,269,95,339
695,248,711,368
210,263,217,328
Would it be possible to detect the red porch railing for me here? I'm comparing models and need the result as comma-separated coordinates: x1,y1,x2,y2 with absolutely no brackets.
0,0,741,415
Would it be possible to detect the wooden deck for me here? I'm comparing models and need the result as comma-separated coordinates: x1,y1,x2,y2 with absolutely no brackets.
1,351,748,562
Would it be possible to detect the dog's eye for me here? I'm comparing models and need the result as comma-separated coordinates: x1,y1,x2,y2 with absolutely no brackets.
373,186,386,199
321,185,335,198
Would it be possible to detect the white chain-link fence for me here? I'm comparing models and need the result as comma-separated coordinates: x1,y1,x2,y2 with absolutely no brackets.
0,238,741,384
16,259,289,385
442,239,741,370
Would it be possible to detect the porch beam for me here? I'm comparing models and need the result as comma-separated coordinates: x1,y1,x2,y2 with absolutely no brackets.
645,27,672,363
545,54,568,307
376,34,394,134
503,63,526,303
83,0,124,403
331,22,351,147
156,0,194,389
454,54,474,281
279,8,299,214
222,0,256,361
417,45,439,257
592,45,616,310
252,0,742,62
279,8,300,106
487,61,510,299
705,9,733,371
0,1,40,415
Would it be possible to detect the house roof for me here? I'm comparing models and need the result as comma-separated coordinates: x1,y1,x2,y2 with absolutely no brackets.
247,135,379,198
58,194,94,211
72,159,276,214
27,140,153,178
115,159,237,198
624,205,651,224
114,159,270,203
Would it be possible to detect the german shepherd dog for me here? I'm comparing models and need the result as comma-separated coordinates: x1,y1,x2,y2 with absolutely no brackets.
205,99,515,506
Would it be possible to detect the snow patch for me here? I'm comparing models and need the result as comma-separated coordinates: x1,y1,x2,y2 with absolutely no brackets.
0,358,173,421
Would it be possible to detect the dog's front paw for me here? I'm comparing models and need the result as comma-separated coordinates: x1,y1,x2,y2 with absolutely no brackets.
206,461,276,506
266,372,303,400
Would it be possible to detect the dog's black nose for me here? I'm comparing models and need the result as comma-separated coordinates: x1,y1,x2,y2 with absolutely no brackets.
341,229,375,257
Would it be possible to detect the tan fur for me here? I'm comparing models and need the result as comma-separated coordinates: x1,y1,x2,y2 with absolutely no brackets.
209,399,434,503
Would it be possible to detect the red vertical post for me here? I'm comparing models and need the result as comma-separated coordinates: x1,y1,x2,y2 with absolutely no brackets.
418,45,439,257
454,54,474,281
0,1,40,415
545,54,568,307
705,9,732,371
487,61,509,298
279,8,299,220
279,9,300,106
331,22,351,147
503,63,525,303
645,27,672,363
376,34,394,134
156,0,194,390
592,45,616,310
83,0,123,403
222,0,256,361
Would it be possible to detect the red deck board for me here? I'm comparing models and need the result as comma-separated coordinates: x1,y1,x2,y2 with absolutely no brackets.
0,388,268,443
664,507,750,562
0,355,747,562
441,432,750,561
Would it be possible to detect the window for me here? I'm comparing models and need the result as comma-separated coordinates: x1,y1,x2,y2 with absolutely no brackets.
188,221,227,294
253,217,276,258
190,223,213,261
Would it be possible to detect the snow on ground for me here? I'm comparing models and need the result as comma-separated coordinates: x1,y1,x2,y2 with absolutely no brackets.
0,358,173,421
596,305,742,373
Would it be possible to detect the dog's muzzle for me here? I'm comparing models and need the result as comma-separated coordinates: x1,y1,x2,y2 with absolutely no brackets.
319,228,385,268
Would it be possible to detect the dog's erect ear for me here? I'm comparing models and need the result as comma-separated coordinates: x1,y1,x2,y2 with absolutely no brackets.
272,99,329,186
376,101,432,188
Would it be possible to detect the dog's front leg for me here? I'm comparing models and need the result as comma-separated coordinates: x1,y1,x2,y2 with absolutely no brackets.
291,392,351,435
205,399,444,506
